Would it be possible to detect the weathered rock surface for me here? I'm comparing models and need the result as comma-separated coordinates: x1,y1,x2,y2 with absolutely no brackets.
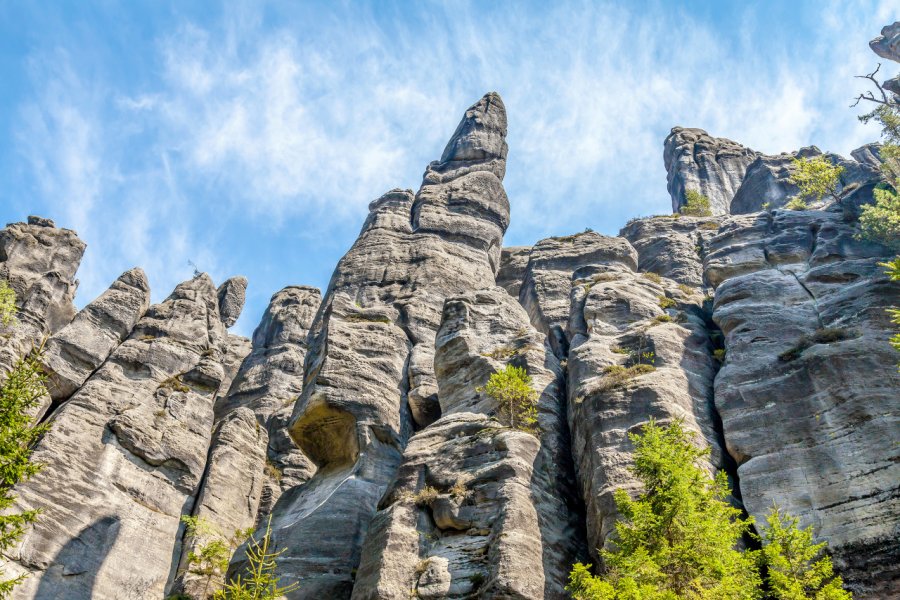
519,231,637,356
0,217,85,374
496,246,531,298
354,288,584,599
706,208,900,597
620,215,721,286
233,93,511,598
6,274,237,599
664,127,759,215
870,21,900,62
217,276,248,328
41,267,151,406
565,258,723,562
665,130,882,215
173,286,319,597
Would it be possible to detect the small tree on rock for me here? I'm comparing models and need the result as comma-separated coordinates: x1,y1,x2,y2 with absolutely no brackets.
789,157,843,206
478,365,538,433
215,515,298,600
681,190,713,216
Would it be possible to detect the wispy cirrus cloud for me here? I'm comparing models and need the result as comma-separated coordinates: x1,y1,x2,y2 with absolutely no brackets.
2,0,894,335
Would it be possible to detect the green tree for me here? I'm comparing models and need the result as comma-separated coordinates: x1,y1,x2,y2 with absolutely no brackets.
0,351,50,597
0,280,16,328
858,185,900,251
681,190,713,217
180,516,253,599
759,507,852,600
882,257,900,370
478,364,538,433
789,157,843,205
567,419,761,600
215,515,298,600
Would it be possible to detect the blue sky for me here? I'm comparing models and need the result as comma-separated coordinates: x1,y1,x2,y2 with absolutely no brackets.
1,1,895,335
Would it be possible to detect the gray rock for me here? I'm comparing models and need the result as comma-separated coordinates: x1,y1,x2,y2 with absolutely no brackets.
41,267,151,407
217,276,248,328
870,21,900,63
496,245,532,298
707,208,900,597
519,231,637,356
0,219,85,375
353,287,584,599
173,286,320,597
620,215,721,287
851,143,883,169
566,262,723,563
664,127,759,215
6,274,231,599
229,93,512,598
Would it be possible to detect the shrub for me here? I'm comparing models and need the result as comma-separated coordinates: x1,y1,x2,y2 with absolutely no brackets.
785,197,809,211
215,515,298,599
596,364,655,392
882,258,900,371
858,185,900,251
180,516,254,598
642,272,662,284
681,190,713,216
566,420,760,599
0,280,16,328
698,221,720,230
412,486,440,507
478,365,538,433
713,348,726,363
657,296,676,310
760,507,852,600
651,314,672,325
0,351,51,596
789,156,843,204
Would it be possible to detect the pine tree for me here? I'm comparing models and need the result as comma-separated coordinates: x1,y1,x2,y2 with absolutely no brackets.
0,351,50,597
681,190,713,216
759,507,851,600
789,157,843,206
214,515,298,600
478,365,538,433
567,419,761,600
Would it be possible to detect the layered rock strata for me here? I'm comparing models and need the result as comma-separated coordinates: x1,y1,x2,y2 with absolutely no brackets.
706,208,900,597
231,93,512,598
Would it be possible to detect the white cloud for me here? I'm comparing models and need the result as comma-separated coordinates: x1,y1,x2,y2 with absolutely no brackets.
9,0,895,334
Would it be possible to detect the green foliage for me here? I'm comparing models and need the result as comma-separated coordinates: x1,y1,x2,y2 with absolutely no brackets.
642,272,662,284
759,507,852,600
0,280,16,328
858,185,900,251
784,197,809,211
0,351,51,597
657,296,676,310
478,365,538,433
181,515,254,598
567,419,761,600
597,364,655,392
681,190,713,217
789,157,843,204
882,258,900,371
215,516,299,600
858,103,900,187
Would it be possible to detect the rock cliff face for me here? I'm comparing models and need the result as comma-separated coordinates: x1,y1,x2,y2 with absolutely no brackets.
0,85,897,600
664,130,883,216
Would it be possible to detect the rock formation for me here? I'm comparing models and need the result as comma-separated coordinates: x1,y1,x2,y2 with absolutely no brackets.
0,80,897,600
664,130,883,215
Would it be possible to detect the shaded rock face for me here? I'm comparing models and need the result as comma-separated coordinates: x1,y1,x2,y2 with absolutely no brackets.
518,232,637,357
354,288,585,599
706,208,900,598
870,21,900,62
7,274,239,599
0,218,85,374
664,127,759,216
496,245,531,298
620,215,721,287
236,93,511,598
217,276,249,328
665,129,883,215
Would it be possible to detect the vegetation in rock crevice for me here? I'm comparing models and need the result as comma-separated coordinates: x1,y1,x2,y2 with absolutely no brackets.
478,364,538,433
